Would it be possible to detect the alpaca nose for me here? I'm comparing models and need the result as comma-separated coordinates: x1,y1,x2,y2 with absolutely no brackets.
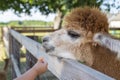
42,37,50,42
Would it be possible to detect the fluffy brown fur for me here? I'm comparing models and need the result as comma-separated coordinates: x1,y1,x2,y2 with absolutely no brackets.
80,42,120,79
64,7,108,33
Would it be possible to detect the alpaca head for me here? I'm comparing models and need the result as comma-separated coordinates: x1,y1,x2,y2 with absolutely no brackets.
42,7,108,66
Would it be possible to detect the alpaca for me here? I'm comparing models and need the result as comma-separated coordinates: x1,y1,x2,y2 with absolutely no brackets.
42,7,120,79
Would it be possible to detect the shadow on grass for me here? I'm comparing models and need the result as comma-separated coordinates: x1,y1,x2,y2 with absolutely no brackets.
0,60,12,80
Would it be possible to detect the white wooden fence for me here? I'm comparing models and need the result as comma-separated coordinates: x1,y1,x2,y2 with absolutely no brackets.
3,27,115,80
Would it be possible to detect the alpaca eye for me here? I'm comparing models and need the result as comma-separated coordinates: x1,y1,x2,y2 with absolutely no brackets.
67,30,80,38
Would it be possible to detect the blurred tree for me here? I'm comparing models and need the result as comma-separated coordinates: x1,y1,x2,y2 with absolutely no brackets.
0,0,103,29
100,0,120,14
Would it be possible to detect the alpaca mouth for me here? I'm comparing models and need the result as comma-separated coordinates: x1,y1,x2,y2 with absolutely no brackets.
42,43,55,52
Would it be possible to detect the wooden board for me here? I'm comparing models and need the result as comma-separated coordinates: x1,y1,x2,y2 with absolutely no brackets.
11,54,21,77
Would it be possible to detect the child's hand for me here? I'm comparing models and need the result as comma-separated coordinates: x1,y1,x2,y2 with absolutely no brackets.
33,57,48,75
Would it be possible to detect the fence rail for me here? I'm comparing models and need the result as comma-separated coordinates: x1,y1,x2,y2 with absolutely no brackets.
11,54,21,77
11,26,57,33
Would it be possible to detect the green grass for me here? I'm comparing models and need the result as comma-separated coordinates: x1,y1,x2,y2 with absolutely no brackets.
0,20,53,27
109,30,120,38
20,57,26,74
0,61,4,70
6,62,12,80
0,43,6,61
0,27,3,42
0,27,4,71
0,42,11,80
0,28,11,80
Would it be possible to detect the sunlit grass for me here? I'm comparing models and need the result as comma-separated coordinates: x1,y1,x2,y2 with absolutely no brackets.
20,57,26,74
0,43,7,61
0,42,12,80
0,61,4,70
109,30,120,38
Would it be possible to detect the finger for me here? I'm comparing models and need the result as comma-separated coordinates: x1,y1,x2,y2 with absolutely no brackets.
42,59,48,65
38,57,44,63
38,57,48,65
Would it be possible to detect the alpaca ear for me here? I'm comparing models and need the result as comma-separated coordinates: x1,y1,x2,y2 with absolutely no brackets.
93,33,109,46
93,33,120,60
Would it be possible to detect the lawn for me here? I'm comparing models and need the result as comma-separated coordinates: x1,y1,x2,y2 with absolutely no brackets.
0,27,12,80
0,42,12,80
109,30,120,38
0,20,53,27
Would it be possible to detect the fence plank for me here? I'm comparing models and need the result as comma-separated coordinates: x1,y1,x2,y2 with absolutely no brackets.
9,35,21,79
11,54,21,77
3,27,10,58
10,29,115,80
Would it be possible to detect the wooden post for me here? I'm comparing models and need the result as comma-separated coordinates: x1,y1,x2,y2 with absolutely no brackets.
1,27,3,41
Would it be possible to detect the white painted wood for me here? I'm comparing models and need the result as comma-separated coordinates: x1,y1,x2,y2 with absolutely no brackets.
3,27,10,58
11,54,21,77
10,29,115,80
